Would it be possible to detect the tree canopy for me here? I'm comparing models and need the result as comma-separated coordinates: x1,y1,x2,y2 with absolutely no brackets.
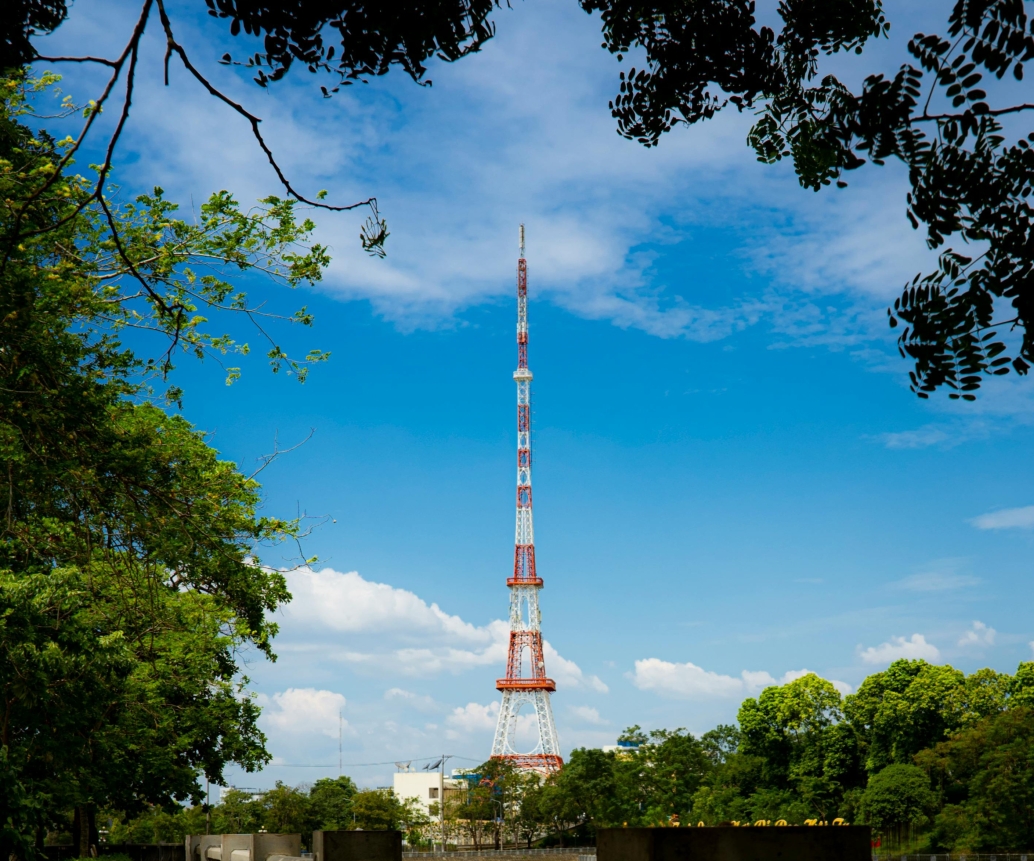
93,659,1034,855
8,1,1033,399
516,660,1034,853
581,0,1034,400
0,71,333,860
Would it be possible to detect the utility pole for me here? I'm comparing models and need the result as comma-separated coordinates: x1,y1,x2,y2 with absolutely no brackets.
338,711,343,776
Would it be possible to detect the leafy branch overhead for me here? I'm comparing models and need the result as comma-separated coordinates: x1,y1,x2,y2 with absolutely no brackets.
4,0,392,258
581,0,1034,400
3,73,332,386
2,0,514,263
1,71,335,861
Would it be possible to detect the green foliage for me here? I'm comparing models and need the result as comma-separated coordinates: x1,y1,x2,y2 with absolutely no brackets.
527,660,1033,851
211,790,265,835
578,0,1034,400
845,660,967,772
859,764,934,844
0,70,335,860
2,72,330,388
737,674,859,818
308,777,359,831
350,790,412,831
108,779,418,849
699,724,739,766
917,706,1034,851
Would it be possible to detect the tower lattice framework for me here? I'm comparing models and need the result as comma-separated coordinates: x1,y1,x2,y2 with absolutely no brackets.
490,226,562,774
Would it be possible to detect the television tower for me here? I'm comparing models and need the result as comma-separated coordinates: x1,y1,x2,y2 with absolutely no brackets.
490,225,563,774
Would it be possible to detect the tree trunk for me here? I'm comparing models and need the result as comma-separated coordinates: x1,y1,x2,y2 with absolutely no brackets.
73,805,98,858
89,806,99,856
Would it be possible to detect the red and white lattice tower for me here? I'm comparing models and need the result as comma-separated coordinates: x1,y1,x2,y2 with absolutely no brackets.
490,225,563,774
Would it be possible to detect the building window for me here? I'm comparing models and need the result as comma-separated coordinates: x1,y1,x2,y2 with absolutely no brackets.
429,788,439,799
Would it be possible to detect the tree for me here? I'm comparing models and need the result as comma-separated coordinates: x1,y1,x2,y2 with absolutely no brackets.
690,751,762,825
844,660,968,773
452,781,495,850
213,791,264,835
549,748,620,832
738,673,853,815
261,783,315,839
579,0,1034,400
916,705,1034,851
700,725,740,766
612,729,710,826
0,71,334,860
350,790,410,831
309,777,358,831
860,764,935,849
1,0,509,256
509,772,546,849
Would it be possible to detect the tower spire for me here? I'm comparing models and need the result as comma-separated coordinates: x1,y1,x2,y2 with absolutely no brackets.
490,226,563,774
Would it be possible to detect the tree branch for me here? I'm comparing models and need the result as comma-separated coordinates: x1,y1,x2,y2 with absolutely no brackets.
154,0,376,215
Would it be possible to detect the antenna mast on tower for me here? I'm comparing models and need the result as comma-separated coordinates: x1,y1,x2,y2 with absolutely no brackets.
490,225,563,773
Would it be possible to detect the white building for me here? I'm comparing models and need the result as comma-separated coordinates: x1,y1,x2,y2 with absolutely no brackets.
392,771,466,819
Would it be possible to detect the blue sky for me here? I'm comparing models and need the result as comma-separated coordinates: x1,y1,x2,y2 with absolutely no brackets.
34,0,1034,789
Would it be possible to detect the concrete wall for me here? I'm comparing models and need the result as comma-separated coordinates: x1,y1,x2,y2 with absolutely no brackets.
314,831,402,861
184,834,301,861
597,827,871,861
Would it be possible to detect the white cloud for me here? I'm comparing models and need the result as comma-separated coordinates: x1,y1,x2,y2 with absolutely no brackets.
632,659,745,698
35,0,949,356
384,688,440,712
544,642,609,693
446,701,500,734
893,571,981,592
1030,641,1034,658
971,505,1034,530
444,700,542,747
569,705,607,725
958,621,996,648
260,688,348,738
283,567,491,642
858,634,940,665
280,567,600,689
879,426,952,450
630,660,847,700
829,679,854,696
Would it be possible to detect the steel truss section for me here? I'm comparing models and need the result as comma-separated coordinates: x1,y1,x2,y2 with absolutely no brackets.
490,226,562,775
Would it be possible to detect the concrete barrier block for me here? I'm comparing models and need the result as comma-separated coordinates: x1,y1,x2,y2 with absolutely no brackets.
597,826,872,861
254,834,302,860
313,830,402,861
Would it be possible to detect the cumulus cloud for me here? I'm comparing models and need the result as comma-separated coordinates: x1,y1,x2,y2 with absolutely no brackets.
260,688,348,738
283,567,491,642
858,634,940,665
971,505,1034,530
545,642,609,693
569,705,607,725
446,701,500,734
630,660,849,700
40,0,948,355
280,567,600,689
958,621,996,647
444,701,542,745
